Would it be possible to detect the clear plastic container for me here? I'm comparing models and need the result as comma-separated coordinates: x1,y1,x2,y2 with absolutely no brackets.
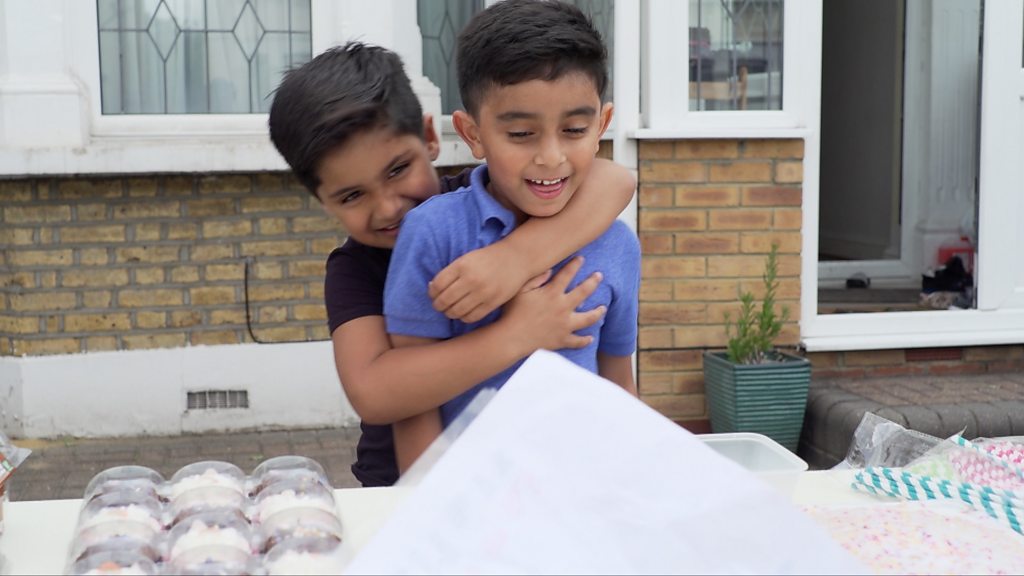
167,462,246,501
162,556,262,576
251,479,336,526
166,509,254,568
256,507,343,553
83,466,165,504
68,549,160,575
71,536,162,565
70,492,166,560
249,456,330,497
262,536,345,575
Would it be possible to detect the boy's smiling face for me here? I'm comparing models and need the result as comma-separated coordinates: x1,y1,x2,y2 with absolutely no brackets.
454,73,613,223
315,118,440,249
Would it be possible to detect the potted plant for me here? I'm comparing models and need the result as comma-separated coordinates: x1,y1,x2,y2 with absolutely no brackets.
702,244,811,452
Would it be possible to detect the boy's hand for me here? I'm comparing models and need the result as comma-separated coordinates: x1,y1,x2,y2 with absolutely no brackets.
502,256,605,352
428,241,528,323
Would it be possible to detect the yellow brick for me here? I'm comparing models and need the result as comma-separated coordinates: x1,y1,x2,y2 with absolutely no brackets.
640,371,705,395
82,291,112,308
673,279,741,302
60,225,126,244
187,198,237,217
289,260,326,278
119,289,183,307
164,176,196,196
739,278,801,301
807,351,841,368
963,345,1024,362
638,349,702,372
10,292,77,312
55,179,122,200
642,394,707,420
64,313,132,332
259,217,288,235
241,197,303,213
259,306,288,323
708,254,800,277
241,240,305,257
6,228,34,245
134,268,165,285
210,310,247,325
255,173,287,192
639,210,706,232
708,209,772,231
247,326,307,342
638,327,674,348
639,302,707,325
170,266,200,283
308,282,324,301
0,316,40,334
127,178,159,197
640,279,674,301
638,186,674,208
642,256,706,279
134,222,162,241
199,175,251,195
205,263,245,281
61,269,129,288
638,141,675,159
640,233,674,254
191,331,242,346
775,161,804,184
203,220,253,238
844,350,906,367
76,204,107,221
0,180,32,200
248,284,305,301
742,186,802,207
113,202,180,219
170,310,203,328
741,139,804,159
43,314,59,332
136,311,166,329
190,286,237,305
39,227,58,243
640,161,706,183
84,336,118,352
190,245,235,261
122,333,187,350
13,338,81,356
254,262,284,280
9,249,73,267
294,304,326,321
674,140,739,160
3,205,72,224
673,325,728,348
39,271,56,288
168,223,200,240
709,162,772,183
115,246,181,264
674,186,739,207
774,208,802,230
5,273,31,289
707,302,747,325
311,238,342,254
292,216,337,233
674,233,739,255
740,231,802,254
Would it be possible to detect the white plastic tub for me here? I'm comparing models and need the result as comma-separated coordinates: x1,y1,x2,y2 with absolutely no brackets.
697,432,808,497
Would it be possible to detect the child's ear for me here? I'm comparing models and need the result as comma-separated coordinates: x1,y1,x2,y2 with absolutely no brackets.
452,110,487,160
422,114,441,161
595,102,614,152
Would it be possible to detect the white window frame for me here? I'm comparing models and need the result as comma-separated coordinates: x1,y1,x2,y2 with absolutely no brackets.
636,0,820,139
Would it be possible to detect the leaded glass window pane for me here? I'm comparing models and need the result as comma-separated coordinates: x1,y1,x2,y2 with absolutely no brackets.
689,0,784,111
96,0,312,114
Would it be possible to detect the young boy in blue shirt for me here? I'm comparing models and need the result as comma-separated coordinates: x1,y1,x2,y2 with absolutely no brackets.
385,0,641,472
268,41,635,486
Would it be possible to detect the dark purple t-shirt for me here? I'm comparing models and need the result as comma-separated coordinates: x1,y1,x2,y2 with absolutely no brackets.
324,169,472,487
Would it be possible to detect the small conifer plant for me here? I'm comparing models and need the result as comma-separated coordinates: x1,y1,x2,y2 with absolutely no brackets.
724,244,790,364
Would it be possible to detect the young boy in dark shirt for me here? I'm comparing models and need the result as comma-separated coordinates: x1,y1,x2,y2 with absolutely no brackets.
268,42,635,486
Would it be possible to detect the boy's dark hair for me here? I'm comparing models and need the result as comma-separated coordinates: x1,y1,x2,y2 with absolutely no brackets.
269,42,424,196
456,0,608,117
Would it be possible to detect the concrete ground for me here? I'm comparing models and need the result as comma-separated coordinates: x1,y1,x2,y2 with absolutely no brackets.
6,427,362,502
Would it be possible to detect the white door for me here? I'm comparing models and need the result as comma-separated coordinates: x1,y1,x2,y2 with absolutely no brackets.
976,0,1024,311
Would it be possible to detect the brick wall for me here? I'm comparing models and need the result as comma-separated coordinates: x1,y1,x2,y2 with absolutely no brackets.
0,173,342,356
808,345,1024,379
635,139,804,430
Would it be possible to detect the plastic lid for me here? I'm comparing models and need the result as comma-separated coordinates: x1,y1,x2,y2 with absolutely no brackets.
68,548,160,575
263,536,345,576
167,462,246,501
249,456,330,497
252,479,335,525
83,466,165,504
166,510,253,565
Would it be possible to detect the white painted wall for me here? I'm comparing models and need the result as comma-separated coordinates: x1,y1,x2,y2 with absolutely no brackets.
0,342,358,439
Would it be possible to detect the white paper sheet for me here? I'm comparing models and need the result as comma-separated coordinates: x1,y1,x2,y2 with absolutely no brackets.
346,350,865,575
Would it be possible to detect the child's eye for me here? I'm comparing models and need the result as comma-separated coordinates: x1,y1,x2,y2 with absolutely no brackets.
340,190,363,204
387,163,409,178
507,131,533,139
564,127,588,136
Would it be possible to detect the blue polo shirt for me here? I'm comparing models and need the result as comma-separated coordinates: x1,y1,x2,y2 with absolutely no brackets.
384,164,640,426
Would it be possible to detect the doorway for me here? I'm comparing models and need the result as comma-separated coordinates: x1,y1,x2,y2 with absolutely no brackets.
817,0,981,315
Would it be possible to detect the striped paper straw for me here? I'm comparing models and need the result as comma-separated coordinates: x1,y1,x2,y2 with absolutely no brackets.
852,466,1023,535
952,435,1024,482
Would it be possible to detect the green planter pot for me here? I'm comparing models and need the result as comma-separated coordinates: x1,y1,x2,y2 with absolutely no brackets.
702,350,811,452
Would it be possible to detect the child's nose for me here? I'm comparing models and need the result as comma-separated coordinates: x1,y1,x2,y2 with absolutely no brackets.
534,136,566,166
377,192,405,221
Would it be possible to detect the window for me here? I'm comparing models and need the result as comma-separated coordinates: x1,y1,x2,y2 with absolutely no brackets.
97,0,312,114
689,0,783,111
417,0,616,116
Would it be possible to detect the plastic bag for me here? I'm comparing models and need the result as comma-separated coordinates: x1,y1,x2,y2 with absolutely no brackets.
0,430,31,487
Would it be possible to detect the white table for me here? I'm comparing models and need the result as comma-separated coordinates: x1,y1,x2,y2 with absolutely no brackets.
0,472,875,575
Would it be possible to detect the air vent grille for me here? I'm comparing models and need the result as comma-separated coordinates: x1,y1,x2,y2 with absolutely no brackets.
187,390,250,410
